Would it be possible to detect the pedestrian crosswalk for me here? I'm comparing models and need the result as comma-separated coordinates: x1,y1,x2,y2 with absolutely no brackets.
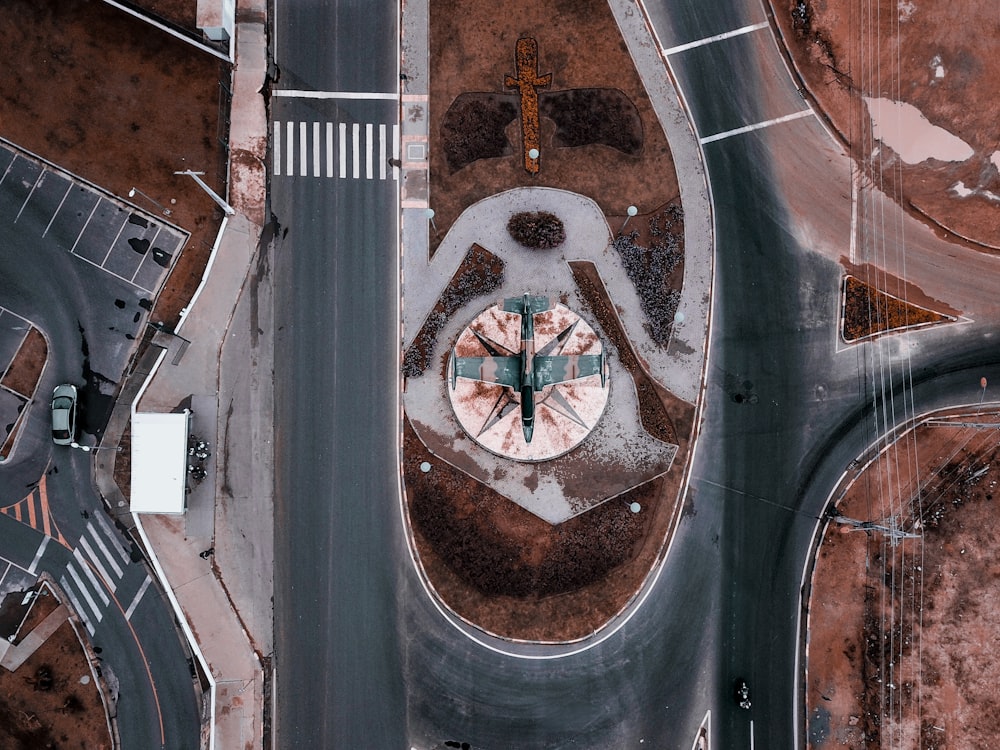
59,512,148,636
272,121,400,179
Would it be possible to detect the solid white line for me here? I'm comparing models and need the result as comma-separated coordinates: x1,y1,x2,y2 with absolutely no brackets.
60,575,95,635
379,124,387,180
299,122,307,176
750,718,755,750
92,511,130,565
124,575,152,620
326,123,334,178
78,536,117,593
352,124,360,179
28,536,49,575
15,168,44,223
69,196,100,255
699,109,813,144
87,523,124,578
365,123,374,179
339,123,347,178
73,549,110,606
286,122,294,176
663,21,769,56
313,122,320,177
130,225,164,284
100,214,129,266
273,122,281,176
272,89,397,100
42,182,72,237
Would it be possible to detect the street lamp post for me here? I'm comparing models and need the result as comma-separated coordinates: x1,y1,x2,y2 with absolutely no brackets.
174,170,235,216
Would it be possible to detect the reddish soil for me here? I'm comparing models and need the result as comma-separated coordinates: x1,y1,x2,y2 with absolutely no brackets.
0,326,48,459
773,0,1000,251
807,416,1000,747
0,580,112,749
0,0,229,327
0,0,223,745
407,0,691,639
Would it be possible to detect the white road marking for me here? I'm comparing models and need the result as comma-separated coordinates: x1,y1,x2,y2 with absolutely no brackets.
14,168,45,223
299,121,307,176
286,121,294,176
313,121,321,177
124,575,152,620
41,182,72,237
272,89,397,100
60,575,95,635
379,124,387,180
66,562,104,623
339,123,347,178
850,163,859,263
352,124,360,179
72,548,110,607
28,536,49,575
699,109,813,144
92,511,130,565
273,123,281,176
78,535,116,592
326,122,334,178
86,522,125,578
365,123,374,179
663,21,770,56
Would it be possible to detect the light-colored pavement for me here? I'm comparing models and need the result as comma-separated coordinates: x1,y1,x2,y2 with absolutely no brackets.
93,5,272,750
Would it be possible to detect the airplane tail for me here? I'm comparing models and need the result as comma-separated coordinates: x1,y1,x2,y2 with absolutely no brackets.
502,294,549,315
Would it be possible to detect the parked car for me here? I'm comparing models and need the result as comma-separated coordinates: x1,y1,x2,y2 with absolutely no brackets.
735,678,751,710
50,384,78,445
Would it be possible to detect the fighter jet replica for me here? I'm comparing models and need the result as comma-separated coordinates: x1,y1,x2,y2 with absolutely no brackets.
449,294,607,443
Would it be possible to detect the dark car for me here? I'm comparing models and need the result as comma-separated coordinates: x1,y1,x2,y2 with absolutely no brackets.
50,384,78,445
735,678,751,710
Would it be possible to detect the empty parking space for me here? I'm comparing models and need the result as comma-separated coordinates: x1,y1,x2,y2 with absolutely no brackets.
0,142,187,296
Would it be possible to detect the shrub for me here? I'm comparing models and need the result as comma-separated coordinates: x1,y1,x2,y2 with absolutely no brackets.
506,211,566,249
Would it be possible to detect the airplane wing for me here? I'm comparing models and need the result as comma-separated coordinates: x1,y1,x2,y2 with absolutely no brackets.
533,352,605,389
451,353,521,389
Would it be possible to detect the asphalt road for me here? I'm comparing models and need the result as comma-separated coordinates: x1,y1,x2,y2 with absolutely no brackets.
269,1,407,747
0,145,200,747
268,2,1000,749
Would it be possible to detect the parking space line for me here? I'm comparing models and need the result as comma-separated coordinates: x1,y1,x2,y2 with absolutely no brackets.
69,195,101,255
662,21,769,56
41,181,73,238
699,109,813,144
0,154,15,187
73,249,155,293
14,167,45,224
101,213,130,266
129,224,165,284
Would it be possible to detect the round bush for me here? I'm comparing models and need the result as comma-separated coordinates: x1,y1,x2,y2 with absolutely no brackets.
506,211,566,249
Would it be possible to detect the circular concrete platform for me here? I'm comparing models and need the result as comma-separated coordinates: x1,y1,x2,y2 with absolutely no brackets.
447,300,610,462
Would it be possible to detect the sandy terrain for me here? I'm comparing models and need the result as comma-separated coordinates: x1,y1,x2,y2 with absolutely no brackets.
773,0,1000,250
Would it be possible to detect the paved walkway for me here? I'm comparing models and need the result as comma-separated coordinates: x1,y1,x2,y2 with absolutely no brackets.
93,5,271,750
399,0,713,523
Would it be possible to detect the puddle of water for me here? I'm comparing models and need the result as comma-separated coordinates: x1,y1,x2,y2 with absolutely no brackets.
863,96,974,165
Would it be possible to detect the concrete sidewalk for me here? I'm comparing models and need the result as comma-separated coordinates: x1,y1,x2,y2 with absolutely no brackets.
94,3,272,750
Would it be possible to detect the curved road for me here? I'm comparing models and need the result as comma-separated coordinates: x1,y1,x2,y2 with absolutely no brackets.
269,1,1000,748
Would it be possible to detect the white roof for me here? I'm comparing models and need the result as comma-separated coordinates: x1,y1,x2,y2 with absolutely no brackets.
130,411,190,514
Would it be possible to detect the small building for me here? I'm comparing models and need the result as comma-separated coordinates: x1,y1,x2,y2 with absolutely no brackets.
130,411,191,514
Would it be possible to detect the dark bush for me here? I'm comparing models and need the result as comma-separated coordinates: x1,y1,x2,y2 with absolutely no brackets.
507,211,566,249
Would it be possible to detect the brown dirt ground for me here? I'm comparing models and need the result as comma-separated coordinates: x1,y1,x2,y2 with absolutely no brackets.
806,414,1000,748
841,275,952,342
0,0,223,745
0,579,112,749
0,0,229,327
406,0,691,639
773,0,1000,251
0,326,48,459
